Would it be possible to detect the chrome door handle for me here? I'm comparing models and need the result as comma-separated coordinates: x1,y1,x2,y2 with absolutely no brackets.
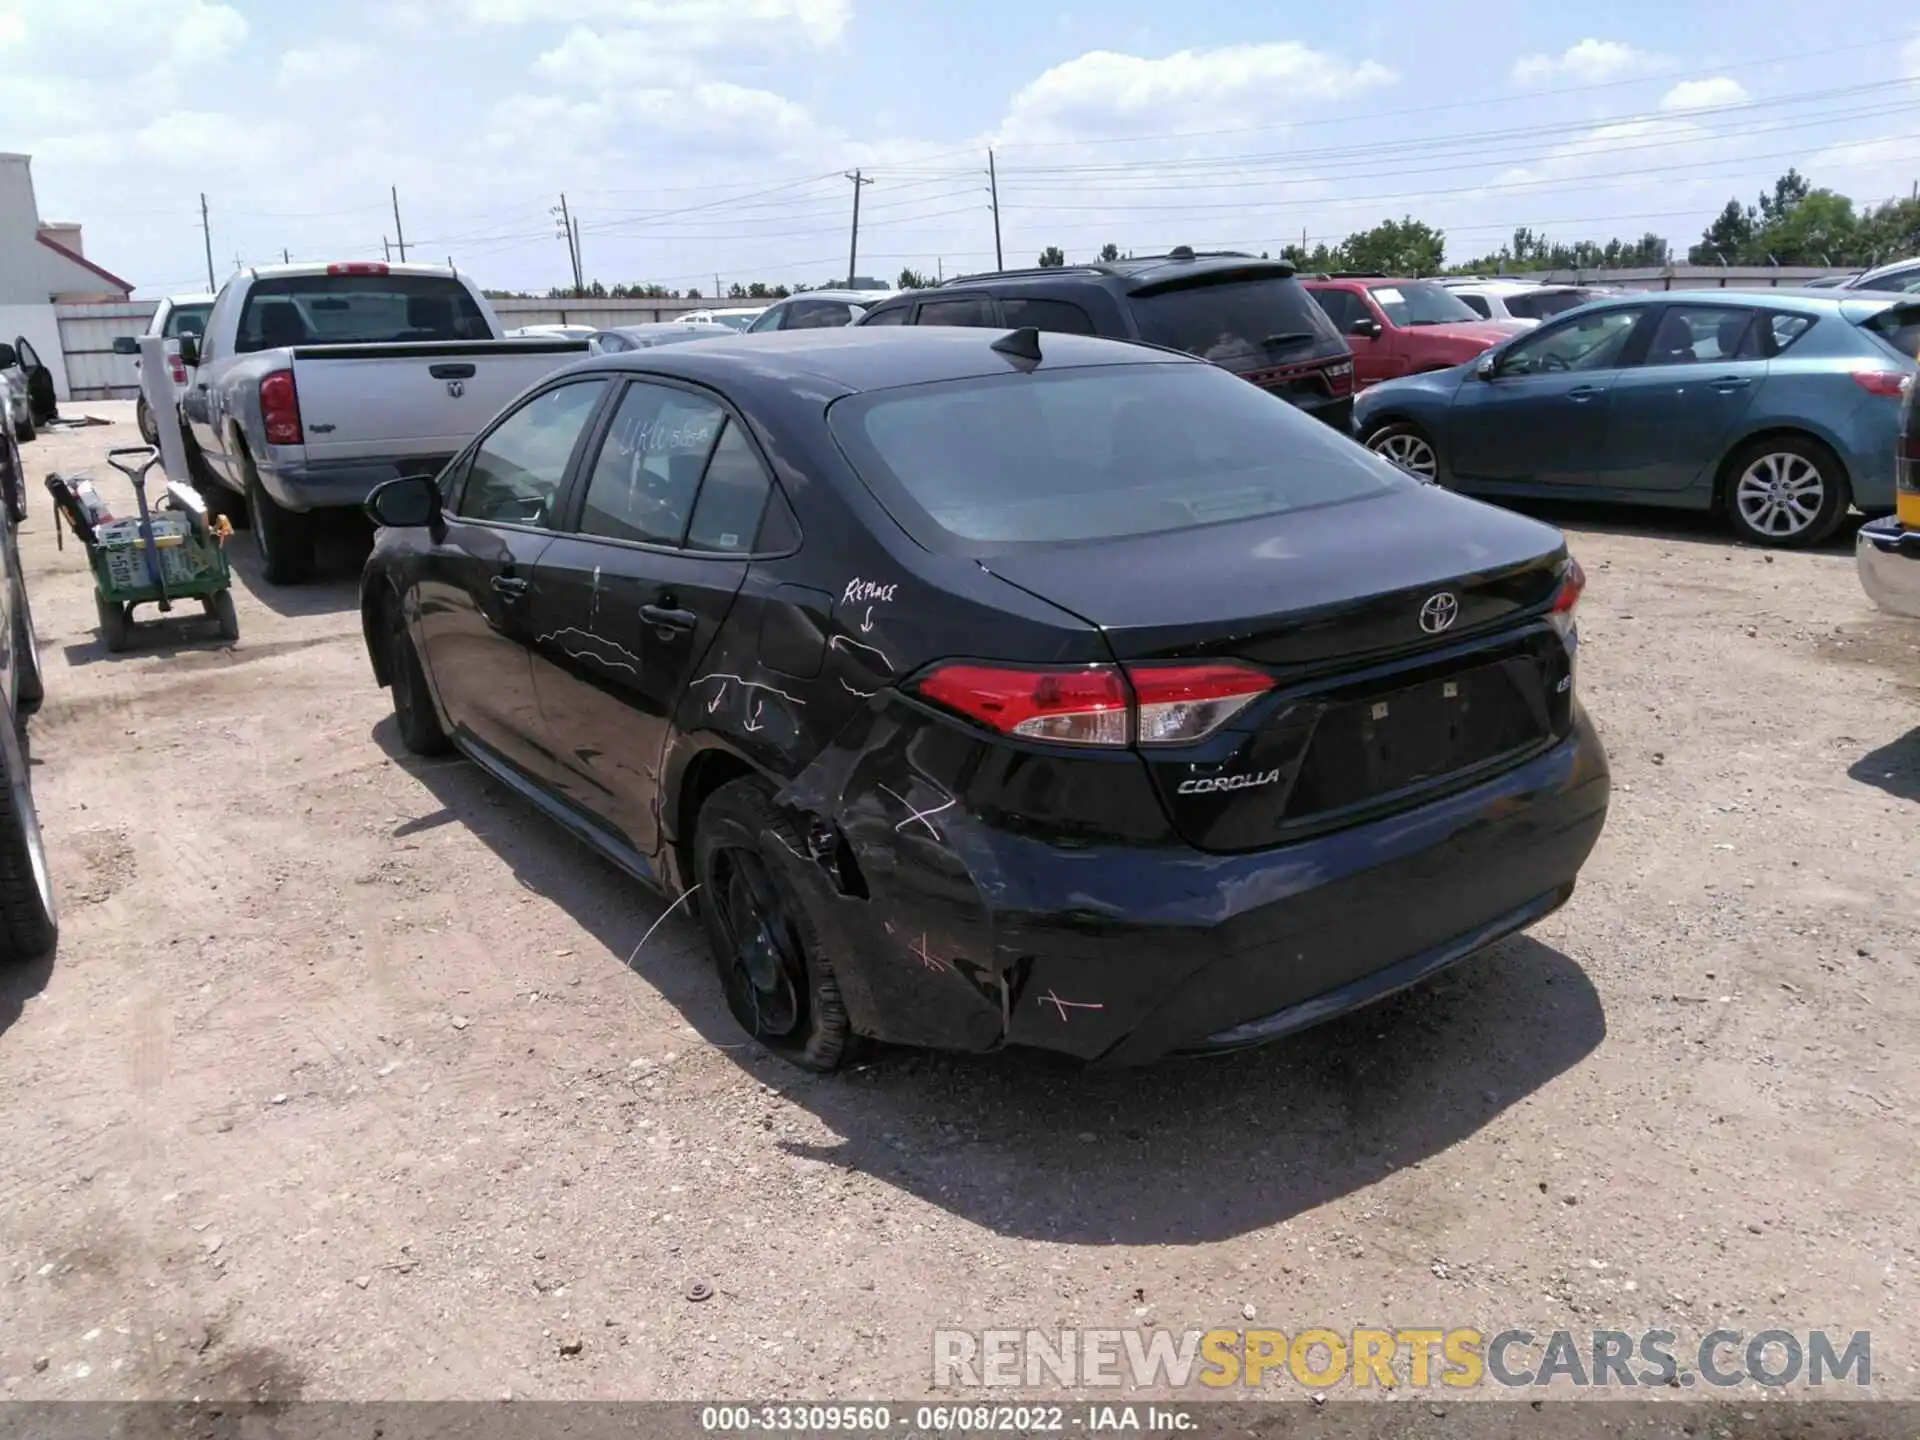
491,575,529,599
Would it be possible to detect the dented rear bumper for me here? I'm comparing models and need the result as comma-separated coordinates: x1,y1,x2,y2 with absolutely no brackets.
776,704,1610,1066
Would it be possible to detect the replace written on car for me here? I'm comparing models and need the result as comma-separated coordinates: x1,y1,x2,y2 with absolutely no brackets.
359,325,1609,1071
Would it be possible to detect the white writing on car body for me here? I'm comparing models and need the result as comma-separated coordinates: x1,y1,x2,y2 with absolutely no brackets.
843,578,898,606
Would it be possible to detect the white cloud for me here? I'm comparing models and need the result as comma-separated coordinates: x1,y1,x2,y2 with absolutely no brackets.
1511,38,1664,87
1660,76,1749,111
0,0,244,65
998,42,1396,143
277,41,374,90
478,0,848,46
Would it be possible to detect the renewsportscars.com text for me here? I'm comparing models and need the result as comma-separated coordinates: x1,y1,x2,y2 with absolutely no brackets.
933,1327,1871,1391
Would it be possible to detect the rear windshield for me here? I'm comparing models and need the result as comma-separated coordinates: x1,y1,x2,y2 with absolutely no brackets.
163,304,211,340
1131,276,1343,367
236,274,491,353
828,362,1399,551
1505,289,1598,321
1367,282,1481,327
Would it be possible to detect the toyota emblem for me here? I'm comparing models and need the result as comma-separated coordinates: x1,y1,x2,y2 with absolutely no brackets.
1418,591,1459,634
446,380,465,398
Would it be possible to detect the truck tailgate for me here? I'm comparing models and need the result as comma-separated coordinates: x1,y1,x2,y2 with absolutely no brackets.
289,340,587,462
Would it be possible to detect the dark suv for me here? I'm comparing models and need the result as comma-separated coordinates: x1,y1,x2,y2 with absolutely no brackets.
855,249,1357,428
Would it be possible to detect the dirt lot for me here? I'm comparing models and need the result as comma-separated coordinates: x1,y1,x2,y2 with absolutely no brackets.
1,402,1915,1403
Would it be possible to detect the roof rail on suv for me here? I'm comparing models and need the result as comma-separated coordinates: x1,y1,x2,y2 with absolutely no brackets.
939,246,1267,287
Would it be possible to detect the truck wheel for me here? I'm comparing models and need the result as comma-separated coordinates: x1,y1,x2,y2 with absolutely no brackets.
13,575,43,720
0,708,56,963
246,469,314,585
96,593,131,653
136,395,158,445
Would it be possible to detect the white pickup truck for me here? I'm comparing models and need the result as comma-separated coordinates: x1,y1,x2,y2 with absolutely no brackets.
179,262,588,583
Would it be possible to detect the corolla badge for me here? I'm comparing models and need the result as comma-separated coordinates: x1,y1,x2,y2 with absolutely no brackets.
1419,591,1459,634
1177,769,1282,795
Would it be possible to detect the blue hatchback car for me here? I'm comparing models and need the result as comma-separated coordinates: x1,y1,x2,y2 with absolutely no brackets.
1354,289,1920,548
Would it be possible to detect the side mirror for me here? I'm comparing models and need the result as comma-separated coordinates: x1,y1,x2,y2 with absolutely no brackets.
112,336,140,356
1348,318,1383,340
1475,354,1499,380
366,473,441,528
177,336,200,367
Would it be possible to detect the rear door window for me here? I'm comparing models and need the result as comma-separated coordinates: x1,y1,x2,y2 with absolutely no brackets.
577,382,726,546
914,296,999,327
1130,274,1344,367
1640,306,1763,365
1001,297,1095,334
828,361,1396,551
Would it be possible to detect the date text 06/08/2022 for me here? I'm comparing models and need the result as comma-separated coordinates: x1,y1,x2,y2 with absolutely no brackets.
698,1403,1196,1434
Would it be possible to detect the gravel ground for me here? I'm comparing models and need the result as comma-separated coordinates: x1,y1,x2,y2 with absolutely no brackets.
0,403,1914,1403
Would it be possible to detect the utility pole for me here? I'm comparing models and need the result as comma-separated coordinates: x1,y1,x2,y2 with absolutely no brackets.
553,195,582,295
988,150,1003,272
282,247,291,264
383,236,392,262
199,193,216,290
844,169,873,288
391,186,408,261
570,214,583,293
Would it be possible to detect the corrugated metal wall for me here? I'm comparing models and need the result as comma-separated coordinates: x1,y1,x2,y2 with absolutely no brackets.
55,301,155,399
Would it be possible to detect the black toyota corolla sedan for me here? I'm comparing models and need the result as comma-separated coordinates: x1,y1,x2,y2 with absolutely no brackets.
360,326,1610,1070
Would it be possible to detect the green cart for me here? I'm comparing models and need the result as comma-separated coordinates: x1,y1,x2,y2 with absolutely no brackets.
46,445,239,652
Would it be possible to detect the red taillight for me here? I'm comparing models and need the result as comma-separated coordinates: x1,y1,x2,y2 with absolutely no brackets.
259,369,303,446
167,356,187,385
912,661,1274,747
916,664,1129,746
1550,556,1585,614
1850,369,1910,398
1130,663,1275,744
327,262,389,276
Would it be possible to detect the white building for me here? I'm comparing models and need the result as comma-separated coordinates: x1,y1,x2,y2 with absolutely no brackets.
1,153,134,401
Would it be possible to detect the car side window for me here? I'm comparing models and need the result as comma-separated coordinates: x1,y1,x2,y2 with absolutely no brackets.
1458,293,1492,319
914,296,998,327
860,305,909,326
745,306,785,333
786,300,856,330
199,285,233,362
1766,313,1815,354
1859,266,1920,294
456,380,608,527
1310,288,1362,332
1495,308,1645,377
1001,297,1096,334
686,422,775,553
1641,306,1761,366
577,381,725,546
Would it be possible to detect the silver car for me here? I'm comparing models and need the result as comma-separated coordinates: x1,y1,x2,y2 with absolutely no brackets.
586,321,739,353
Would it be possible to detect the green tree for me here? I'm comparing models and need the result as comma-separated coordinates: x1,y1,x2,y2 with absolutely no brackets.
1758,168,1812,224
1334,217,1445,275
1037,246,1066,268
1097,242,1121,263
897,267,934,289
685,287,701,299
1853,196,1920,266
1690,197,1758,264
1758,190,1857,265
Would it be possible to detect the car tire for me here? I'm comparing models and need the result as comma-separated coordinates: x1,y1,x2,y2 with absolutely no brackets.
13,577,43,720
136,395,158,446
203,589,240,642
0,706,56,963
246,464,314,584
16,413,33,444
694,777,855,1072
95,592,131,653
1723,436,1851,549
1364,420,1441,482
385,599,450,757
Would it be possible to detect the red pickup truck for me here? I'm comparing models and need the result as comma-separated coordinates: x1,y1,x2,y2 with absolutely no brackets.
1304,277,1527,389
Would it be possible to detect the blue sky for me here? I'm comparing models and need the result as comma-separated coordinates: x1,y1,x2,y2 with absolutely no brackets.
5,0,1920,297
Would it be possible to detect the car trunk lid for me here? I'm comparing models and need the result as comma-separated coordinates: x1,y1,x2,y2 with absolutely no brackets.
979,487,1577,851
